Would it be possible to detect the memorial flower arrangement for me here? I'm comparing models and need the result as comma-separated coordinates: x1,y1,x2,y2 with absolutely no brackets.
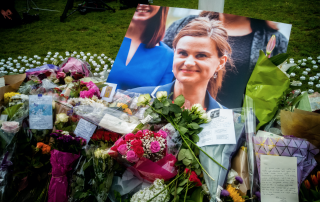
0,42,319,202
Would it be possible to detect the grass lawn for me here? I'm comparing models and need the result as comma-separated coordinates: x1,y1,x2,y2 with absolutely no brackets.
0,0,319,91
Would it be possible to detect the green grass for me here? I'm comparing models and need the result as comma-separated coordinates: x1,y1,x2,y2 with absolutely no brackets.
1,0,318,60
0,0,319,91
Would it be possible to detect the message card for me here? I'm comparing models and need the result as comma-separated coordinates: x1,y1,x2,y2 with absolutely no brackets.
197,109,236,147
261,155,299,202
29,95,53,129
74,118,97,144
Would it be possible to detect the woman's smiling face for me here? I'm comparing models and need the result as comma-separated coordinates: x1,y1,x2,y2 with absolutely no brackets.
173,36,225,86
132,4,160,22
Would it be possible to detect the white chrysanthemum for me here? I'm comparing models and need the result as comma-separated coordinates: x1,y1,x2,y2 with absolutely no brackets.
131,179,169,202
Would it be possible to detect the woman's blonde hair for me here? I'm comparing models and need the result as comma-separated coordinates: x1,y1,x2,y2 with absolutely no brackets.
172,17,233,99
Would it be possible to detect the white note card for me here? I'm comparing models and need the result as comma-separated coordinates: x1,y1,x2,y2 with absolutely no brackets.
74,118,97,144
29,95,53,129
101,82,117,102
197,109,236,147
261,155,299,202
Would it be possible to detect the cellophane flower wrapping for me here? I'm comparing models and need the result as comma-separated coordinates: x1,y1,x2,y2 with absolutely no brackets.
92,148,114,202
199,110,246,202
48,149,80,202
253,135,319,188
108,127,179,183
59,57,91,77
109,90,141,116
73,103,140,135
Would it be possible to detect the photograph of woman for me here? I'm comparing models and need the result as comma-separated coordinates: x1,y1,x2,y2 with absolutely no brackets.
128,17,232,111
107,5,174,90
163,11,290,108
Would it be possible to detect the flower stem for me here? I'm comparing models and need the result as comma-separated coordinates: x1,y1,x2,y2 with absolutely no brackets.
146,172,184,202
184,173,190,202
180,133,226,170
149,105,215,181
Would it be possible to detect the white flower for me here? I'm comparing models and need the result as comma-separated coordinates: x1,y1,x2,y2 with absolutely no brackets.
137,94,151,107
191,104,206,115
61,131,70,136
131,179,169,202
156,91,167,101
55,113,69,124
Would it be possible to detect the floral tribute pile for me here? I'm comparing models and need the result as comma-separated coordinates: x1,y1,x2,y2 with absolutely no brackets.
0,38,319,202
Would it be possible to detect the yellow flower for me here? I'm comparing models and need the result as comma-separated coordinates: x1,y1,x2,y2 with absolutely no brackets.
117,103,128,109
55,113,69,124
64,76,73,84
123,108,132,115
4,92,20,104
226,184,245,202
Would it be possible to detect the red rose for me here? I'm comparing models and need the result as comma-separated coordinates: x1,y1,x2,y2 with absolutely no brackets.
135,130,143,139
45,71,52,77
134,146,144,158
125,133,135,141
104,133,110,141
189,171,202,187
96,131,103,140
108,146,119,158
131,139,143,147
153,132,161,138
73,73,84,80
115,139,126,146
91,134,98,141
110,132,119,142
184,168,190,174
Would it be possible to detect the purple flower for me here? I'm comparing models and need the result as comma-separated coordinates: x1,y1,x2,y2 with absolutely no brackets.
221,190,230,197
235,176,243,184
255,191,261,200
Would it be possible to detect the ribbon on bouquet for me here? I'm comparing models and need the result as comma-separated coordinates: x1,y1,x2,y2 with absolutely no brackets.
48,149,79,202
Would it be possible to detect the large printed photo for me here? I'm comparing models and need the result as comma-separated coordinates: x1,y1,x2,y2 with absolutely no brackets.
107,5,292,109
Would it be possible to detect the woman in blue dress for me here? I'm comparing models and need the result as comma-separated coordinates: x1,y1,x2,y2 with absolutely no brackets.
107,5,174,90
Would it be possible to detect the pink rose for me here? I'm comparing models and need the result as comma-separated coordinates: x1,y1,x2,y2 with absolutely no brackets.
158,130,167,138
150,141,161,153
117,144,128,156
126,150,139,163
56,72,66,79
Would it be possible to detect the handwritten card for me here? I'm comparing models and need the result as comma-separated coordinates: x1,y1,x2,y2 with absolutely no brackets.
74,118,97,144
101,83,117,102
29,95,53,129
197,109,236,147
261,155,299,202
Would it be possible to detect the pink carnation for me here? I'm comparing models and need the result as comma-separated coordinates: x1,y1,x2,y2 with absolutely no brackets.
126,150,139,163
56,71,66,79
115,138,126,146
150,141,161,153
80,90,94,98
158,130,167,138
117,144,128,156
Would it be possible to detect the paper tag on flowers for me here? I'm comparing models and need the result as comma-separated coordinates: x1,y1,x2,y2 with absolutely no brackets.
74,118,97,144
197,109,236,147
101,83,117,102
29,95,53,129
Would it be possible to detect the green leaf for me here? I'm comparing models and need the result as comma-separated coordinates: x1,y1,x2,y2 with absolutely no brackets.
169,104,182,113
33,162,43,168
184,149,193,160
174,95,185,107
3,103,23,120
311,189,320,200
163,99,170,107
179,179,188,186
73,191,83,199
269,53,289,66
178,149,187,161
191,134,200,143
83,158,93,171
195,168,201,175
187,122,199,129
162,106,169,115
191,114,198,120
190,187,204,202
179,126,188,135
155,102,163,109
183,158,192,166
79,192,88,199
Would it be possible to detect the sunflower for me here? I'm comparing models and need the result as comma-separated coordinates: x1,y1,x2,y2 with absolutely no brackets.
226,184,245,202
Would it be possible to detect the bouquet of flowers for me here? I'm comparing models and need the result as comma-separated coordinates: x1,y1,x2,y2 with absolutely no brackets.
48,130,85,202
109,90,141,115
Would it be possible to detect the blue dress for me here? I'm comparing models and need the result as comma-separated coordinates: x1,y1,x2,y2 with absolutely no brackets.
107,37,174,90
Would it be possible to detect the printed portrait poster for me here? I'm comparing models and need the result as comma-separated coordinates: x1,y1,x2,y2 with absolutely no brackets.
107,5,292,109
